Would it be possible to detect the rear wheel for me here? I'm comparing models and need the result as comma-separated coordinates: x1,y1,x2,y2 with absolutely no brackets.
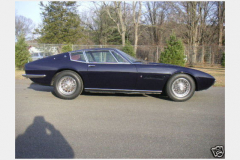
166,74,195,102
53,71,83,99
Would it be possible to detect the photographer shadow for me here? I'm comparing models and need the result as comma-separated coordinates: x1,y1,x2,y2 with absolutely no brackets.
15,116,74,158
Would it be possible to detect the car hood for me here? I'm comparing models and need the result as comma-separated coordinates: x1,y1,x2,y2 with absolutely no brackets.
144,62,215,79
147,62,180,67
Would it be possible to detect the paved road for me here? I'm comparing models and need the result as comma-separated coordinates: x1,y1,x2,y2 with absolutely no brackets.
15,79,225,158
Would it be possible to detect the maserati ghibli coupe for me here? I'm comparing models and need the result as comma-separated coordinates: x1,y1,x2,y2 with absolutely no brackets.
23,48,215,101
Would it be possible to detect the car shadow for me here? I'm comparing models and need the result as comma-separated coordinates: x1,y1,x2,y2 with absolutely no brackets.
28,83,53,92
15,116,74,158
147,94,171,101
27,83,171,100
82,91,146,97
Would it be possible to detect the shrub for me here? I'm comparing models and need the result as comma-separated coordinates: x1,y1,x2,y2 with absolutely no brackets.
122,41,135,57
221,52,225,67
15,36,31,70
62,44,73,53
159,34,185,66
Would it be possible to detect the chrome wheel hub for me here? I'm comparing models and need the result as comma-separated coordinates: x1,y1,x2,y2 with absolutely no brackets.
58,76,77,95
172,78,191,98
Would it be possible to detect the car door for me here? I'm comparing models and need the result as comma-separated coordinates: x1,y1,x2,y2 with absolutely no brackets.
134,64,170,91
85,50,137,90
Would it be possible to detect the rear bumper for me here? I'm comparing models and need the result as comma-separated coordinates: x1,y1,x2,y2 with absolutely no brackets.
22,74,46,78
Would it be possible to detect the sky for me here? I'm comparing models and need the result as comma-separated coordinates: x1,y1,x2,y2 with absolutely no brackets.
15,1,43,25
15,1,92,26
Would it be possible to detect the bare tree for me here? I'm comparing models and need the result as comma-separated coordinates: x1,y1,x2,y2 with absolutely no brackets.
218,1,225,46
181,2,201,65
132,1,142,53
103,1,127,46
199,1,210,62
15,15,35,41
145,1,170,45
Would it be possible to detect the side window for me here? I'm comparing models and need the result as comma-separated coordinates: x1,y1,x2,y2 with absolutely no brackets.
111,51,129,63
86,52,94,62
70,52,86,62
85,51,117,63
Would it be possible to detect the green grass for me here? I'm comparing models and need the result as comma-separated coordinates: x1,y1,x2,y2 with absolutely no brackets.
15,68,26,80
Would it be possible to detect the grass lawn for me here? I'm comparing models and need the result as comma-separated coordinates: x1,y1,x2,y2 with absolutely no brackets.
15,67,225,87
15,69,26,80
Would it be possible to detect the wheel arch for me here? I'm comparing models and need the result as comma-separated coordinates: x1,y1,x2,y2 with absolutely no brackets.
167,71,198,91
51,69,84,86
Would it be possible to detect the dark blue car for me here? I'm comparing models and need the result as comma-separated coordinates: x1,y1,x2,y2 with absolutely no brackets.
23,48,215,101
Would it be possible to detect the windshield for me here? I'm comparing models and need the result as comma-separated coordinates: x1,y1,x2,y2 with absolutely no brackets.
117,49,144,63
116,49,146,63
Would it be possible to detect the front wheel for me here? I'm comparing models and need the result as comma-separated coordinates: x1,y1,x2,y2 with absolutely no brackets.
166,74,195,102
53,71,83,99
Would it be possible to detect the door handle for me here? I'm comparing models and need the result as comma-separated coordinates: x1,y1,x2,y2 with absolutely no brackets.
88,65,95,67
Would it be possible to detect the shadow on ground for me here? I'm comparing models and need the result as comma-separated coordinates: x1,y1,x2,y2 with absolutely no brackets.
15,116,74,158
28,83,53,92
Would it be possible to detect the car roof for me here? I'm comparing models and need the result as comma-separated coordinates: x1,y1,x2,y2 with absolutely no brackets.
71,48,119,52
86,48,118,51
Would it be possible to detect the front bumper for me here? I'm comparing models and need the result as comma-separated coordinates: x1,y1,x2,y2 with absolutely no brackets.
22,74,46,78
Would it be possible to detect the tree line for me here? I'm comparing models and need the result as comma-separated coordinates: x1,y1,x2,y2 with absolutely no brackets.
16,1,225,46
15,1,225,68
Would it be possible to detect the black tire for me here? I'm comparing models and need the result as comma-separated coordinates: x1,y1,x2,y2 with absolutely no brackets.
166,74,195,102
53,70,83,99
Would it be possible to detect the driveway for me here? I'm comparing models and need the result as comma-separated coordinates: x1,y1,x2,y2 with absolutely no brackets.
15,79,225,158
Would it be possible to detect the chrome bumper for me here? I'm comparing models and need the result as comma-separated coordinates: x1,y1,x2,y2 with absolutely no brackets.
22,74,46,78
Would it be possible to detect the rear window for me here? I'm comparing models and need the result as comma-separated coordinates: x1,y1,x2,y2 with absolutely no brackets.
70,52,86,62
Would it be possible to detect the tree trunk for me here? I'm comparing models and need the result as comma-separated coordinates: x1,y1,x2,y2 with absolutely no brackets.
134,26,138,54
116,2,126,46
104,2,126,46
187,2,199,65
121,32,125,47
218,2,225,46
201,45,205,63
133,1,142,54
